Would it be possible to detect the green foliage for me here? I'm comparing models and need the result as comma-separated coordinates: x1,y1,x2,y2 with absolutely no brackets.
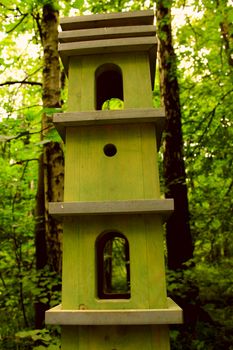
101,98,124,110
103,236,130,293
167,259,233,350
87,0,151,14
166,2,233,348
15,329,60,350
0,0,232,349
175,0,233,265
0,118,39,347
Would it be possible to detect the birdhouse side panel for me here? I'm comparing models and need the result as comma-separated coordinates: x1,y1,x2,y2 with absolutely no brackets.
144,215,168,308
64,124,160,202
61,218,83,309
62,215,167,310
122,53,153,109
67,57,95,111
61,324,170,350
62,216,149,310
67,52,153,112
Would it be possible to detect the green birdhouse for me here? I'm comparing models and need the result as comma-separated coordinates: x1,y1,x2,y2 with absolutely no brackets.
46,10,182,350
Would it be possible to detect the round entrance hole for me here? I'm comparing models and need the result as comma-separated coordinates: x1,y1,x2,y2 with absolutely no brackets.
103,143,117,157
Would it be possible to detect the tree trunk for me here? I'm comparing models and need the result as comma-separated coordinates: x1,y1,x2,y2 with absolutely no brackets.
218,0,233,68
35,2,63,329
156,1,193,270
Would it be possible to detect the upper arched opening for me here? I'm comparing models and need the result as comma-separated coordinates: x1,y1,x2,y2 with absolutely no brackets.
95,63,124,110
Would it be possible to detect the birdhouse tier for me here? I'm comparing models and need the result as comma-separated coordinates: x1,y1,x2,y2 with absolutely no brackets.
53,108,165,148
58,10,157,86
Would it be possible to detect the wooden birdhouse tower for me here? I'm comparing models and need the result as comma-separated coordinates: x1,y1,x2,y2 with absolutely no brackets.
46,10,182,350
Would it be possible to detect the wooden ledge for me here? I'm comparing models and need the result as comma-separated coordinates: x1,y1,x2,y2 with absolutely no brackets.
59,36,156,56
59,25,156,44
49,199,174,221
60,10,154,31
53,108,165,148
45,298,182,325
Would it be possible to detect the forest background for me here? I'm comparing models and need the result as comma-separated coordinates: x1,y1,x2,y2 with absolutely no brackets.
0,0,232,349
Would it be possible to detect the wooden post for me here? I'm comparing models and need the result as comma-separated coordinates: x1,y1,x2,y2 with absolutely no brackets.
46,10,182,349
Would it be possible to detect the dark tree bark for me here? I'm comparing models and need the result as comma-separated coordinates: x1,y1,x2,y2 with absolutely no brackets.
156,1,194,270
218,0,233,69
34,2,63,329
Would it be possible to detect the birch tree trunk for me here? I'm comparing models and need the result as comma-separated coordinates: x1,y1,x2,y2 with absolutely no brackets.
35,1,64,328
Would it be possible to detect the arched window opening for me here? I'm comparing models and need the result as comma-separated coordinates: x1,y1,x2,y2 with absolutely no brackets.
95,63,124,110
96,231,130,299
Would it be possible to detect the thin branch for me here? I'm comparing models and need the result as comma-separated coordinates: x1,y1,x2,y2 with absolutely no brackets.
2,125,52,142
0,80,42,87
0,2,17,12
0,66,43,87
6,13,29,34
32,11,43,44
7,104,42,113
27,65,43,78
11,158,39,166
2,131,30,142
0,271,7,289
225,179,233,197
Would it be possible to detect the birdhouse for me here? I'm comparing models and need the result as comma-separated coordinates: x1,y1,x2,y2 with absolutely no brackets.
46,10,182,349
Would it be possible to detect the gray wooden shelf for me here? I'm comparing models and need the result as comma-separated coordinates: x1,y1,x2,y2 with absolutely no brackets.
45,298,182,325
49,199,174,221
53,108,165,147
60,10,154,31
59,36,156,56
59,25,156,43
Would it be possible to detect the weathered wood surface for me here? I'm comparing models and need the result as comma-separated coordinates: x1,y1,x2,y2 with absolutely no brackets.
59,37,156,67
60,10,154,31
64,125,161,202
66,52,154,108
62,54,161,201
61,325,170,350
53,108,164,148
60,215,167,310
46,298,182,325
49,199,174,219
59,25,156,43
54,108,164,124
